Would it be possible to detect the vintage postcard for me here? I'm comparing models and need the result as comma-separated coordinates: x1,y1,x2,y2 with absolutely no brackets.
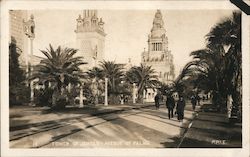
1,0,249,157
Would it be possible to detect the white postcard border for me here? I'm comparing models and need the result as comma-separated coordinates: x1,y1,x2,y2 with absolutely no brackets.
1,1,249,157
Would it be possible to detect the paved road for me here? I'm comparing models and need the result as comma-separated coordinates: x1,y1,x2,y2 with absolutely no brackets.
10,104,197,148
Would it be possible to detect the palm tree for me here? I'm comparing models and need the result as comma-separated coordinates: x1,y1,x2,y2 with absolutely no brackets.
86,67,104,104
126,64,159,102
100,61,125,104
86,67,104,80
186,49,226,107
175,11,241,113
30,44,86,108
206,11,241,110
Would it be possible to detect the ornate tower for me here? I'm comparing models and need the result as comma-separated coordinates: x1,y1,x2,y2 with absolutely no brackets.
142,10,175,84
75,10,106,71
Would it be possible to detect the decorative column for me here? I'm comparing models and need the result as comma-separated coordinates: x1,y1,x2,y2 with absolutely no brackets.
30,38,34,103
143,90,146,104
120,81,124,104
120,95,124,105
79,85,84,108
94,46,98,105
23,14,35,105
68,83,72,92
133,83,136,104
104,77,108,106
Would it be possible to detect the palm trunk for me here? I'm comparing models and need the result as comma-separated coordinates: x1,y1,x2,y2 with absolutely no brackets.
137,82,144,103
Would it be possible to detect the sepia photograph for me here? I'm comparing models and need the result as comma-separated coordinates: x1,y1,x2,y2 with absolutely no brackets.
1,0,249,157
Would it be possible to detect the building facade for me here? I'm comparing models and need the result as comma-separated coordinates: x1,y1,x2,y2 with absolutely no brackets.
9,11,41,69
75,10,106,71
141,10,175,102
9,10,28,68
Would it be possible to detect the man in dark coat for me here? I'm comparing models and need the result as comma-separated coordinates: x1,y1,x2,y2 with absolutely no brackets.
154,93,160,110
177,96,186,122
196,95,201,106
166,95,175,119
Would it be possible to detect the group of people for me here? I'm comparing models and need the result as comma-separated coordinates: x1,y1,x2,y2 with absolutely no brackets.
191,95,200,111
154,93,186,122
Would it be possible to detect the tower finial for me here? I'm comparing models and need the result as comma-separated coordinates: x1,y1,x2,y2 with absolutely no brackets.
128,58,131,63
150,9,166,37
30,14,34,20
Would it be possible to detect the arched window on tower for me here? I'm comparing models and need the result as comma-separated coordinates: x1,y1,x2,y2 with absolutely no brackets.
31,26,34,34
92,19,97,25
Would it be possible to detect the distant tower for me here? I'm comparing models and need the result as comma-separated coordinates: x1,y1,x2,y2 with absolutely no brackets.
142,10,175,84
75,10,106,71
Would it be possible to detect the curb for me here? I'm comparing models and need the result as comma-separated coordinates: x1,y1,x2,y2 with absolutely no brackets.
177,105,202,148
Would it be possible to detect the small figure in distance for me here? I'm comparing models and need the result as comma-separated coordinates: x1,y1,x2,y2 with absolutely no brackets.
191,95,197,111
154,93,160,110
196,95,201,106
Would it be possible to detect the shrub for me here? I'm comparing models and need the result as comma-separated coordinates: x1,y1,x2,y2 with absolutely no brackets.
9,84,30,106
34,88,53,106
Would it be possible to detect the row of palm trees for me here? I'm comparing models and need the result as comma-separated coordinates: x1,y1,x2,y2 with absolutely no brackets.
30,45,160,108
174,11,241,114
85,61,161,104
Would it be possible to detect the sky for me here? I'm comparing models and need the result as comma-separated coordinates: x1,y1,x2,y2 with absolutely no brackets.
30,10,233,76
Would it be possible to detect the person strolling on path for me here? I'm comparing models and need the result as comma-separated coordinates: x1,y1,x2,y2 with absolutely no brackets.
176,96,186,122
166,94,175,119
191,95,197,111
196,95,201,106
154,93,160,110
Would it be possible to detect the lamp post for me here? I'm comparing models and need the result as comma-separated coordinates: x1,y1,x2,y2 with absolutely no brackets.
104,77,108,106
143,90,146,104
79,85,84,108
93,45,98,105
120,81,124,105
23,14,35,105
133,83,136,104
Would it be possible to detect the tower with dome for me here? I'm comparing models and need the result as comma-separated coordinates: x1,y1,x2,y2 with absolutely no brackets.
142,10,175,84
141,10,175,101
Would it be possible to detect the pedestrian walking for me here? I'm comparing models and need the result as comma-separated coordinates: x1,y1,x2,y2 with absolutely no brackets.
196,95,201,106
191,95,197,111
166,95,175,119
176,96,186,122
154,93,160,110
